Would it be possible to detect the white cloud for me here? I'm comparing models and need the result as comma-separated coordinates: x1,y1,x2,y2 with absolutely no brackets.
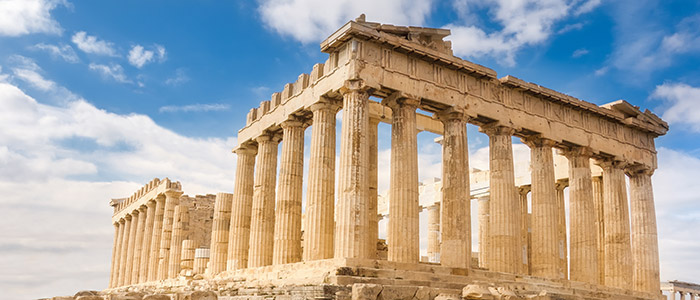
572,48,589,58
557,22,585,34
8,55,56,91
31,43,79,63
0,0,65,36
651,82,700,132
164,68,189,86
606,4,700,74
159,103,231,113
127,44,166,68
88,63,131,84
573,0,601,16
448,0,583,66
71,31,118,56
0,69,235,298
257,0,434,43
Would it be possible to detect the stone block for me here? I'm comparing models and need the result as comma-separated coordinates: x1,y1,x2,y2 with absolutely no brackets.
352,283,381,300
259,101,271,115
75,297,103,300
75,291,100,298
433,294,461,300
377,285,418,300
142,295,171,300
187,291,217,300
310,63,324,82
271,93,281,107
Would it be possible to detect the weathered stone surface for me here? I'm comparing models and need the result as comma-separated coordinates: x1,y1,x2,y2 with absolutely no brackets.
352,283,382,300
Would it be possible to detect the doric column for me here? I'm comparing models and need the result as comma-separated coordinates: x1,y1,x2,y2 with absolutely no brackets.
118,214,132,286
592,176,605,285
304,101,339,261
438,107,471,269
248,133,280,267
565,147,598,284
138,200,155,283
181,240,197,274
147,196,165,281
480,124,520,274
227,144,257,270
627,165,661,294
334,80,371,259
131,206,147,284
109,221,123,288
193,248,210,275
124,210,139,285
556,179,568,280
478,197,490,269
368,115,380,259
598,159,633,289
168,204,189,278
210,193,233,274
157,190,182,279
273,119,306,265
523,136,558,279
427,203,441,263
385,96,420,263
517,185,531,275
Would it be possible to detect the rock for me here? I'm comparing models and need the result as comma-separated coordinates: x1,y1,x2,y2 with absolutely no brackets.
74,291,100,298
462,284,496,300
142,295,171,300
352,283,382,300
187,291,217,300
377,285,418,300
433,294,461,300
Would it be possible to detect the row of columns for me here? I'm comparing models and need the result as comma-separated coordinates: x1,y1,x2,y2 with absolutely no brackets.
109,190,183,287
212,81,659,294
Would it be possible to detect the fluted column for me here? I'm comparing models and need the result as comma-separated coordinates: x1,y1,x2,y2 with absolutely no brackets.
210,193,233,274
598,159,633,289
385,96,420,263
556,180,568,279
147,196,165,281
168,204,189,278
304,101,338,261
592,176,605,285
227,144,257,270
478,197,490,269
517,185,531,275
131,206,147,284
368,115,379,259
118,214,132,286
110,221,123,288
124,210,139,285
138,200,155,283
523,137,558,279
627,166,661,294
157,190,182,279
335,80,371,259
273,119,306,265
480,124,520,273
438,107,471,269
181,240,197,274
565,147,598,284
427,203,441,263
248,134,280,267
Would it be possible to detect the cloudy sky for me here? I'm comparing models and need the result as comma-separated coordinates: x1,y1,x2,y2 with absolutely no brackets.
1,0,699,299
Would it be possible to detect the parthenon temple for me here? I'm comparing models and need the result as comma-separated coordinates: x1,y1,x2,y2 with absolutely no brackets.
102,16,670,300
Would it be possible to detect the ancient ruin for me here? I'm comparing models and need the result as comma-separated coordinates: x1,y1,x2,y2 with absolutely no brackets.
61,16,673,300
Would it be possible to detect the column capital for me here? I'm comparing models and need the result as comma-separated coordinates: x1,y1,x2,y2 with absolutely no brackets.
125,213,133,220
280,118,305,130
521,135,557,148
147,199,156,208
339,79,370,95
255,131,282,144
479,123,516,137
559,145,594,158
234,143,258,156
435,106,467,122
119,217,126,224
595,157,628,171
381,91,421,109
139,205,147,213
164,190,183,199
555,179,569,191
309,98,340,113
624,163,655,177
518,185,531,196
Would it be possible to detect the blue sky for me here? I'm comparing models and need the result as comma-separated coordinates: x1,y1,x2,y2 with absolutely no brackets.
1,0,700,299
